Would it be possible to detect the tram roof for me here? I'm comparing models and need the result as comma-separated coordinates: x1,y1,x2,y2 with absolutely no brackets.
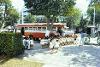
16,23,66,27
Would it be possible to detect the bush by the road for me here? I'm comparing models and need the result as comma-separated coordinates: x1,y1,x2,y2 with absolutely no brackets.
0,33,24,57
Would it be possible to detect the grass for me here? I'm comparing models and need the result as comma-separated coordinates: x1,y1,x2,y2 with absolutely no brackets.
0,58,43,67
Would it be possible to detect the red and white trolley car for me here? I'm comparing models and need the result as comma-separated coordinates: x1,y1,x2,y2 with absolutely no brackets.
16,23,66,39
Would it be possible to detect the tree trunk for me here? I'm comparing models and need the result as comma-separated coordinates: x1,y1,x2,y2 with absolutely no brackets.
47,16,52,31
46,15,57,31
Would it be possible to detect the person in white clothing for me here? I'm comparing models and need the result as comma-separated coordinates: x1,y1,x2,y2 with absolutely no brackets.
45,30,50,37
49,38,60,53
23,37,28,49
27,37,31,49
23,37,30,49
54,39,60,49
29,37,34,49
49,38,55,50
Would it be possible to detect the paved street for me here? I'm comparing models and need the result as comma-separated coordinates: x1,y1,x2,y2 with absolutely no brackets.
23,44,100,67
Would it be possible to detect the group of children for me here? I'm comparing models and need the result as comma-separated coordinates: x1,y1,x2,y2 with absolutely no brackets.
23,36,34,50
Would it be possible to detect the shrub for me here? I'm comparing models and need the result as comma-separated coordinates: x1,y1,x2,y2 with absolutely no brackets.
0,32,24,57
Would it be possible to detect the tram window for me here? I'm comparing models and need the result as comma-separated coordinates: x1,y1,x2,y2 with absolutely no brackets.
29,27,32,30
33,27,36,30
25,27,28,30
38,27,41,31
42,27,46,30
17,28,21,30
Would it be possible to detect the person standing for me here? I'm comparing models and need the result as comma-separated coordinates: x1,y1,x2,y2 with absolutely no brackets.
27,36,31,50
54,39,60,50
80,30,84,46
23,37,28,49
29,37,34,49
45,30,50,38
57,27,63,36
49,38,60,53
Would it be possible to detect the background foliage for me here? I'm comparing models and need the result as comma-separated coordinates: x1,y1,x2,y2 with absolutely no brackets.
0,0,19,29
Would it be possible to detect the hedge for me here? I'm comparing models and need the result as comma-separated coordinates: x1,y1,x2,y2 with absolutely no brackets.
0,32,24,57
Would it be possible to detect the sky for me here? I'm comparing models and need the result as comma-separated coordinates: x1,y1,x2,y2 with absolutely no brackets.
10,0,91,14
10,0,25,12
75,0,91,14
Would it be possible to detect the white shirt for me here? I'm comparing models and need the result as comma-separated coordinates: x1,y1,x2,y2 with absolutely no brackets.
30,40,34,45
45,30,50,37
54,41,60,48
49,39,60,48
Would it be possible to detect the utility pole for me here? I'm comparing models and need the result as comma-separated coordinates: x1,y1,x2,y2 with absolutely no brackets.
93,6,95,26
92,6,96,37
21,10,24,24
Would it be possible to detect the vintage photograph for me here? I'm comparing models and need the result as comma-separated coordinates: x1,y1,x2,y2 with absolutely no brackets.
0,0,100,67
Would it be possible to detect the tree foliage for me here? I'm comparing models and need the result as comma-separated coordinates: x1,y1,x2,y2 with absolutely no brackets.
80,15,90,28
90,0,100,4
0,0,11,5
87,2,100,25
5,7,19,27
64,7,81,28
36,16,47,23
24,0,76,17
0,0,19,29
24,13,35,23
24,0,76,29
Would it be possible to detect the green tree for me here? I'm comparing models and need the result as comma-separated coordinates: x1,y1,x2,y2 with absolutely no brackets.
36,16,47,23
87,1,100,25
5,7,19,27
64,7,81,28
0,0,11,28
24,0,76,30
0,0,19,30
90,0,100,4
80,15,90,28
0,0,11,5
24,13,35,23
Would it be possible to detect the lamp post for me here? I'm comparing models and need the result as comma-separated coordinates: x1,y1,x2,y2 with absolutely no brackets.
21,10,24,24
92,6,96,37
